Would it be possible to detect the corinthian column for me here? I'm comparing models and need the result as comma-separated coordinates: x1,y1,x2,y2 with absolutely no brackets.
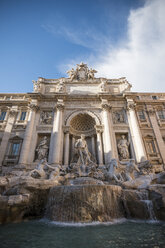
0,107,18,166
127,99,146,162
101,101,113,164
95,126,103,166
19,103,39,165
64,127,70,166
48,100,64,165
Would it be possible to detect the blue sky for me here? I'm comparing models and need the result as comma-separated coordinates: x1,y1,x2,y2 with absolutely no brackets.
0,0,165,93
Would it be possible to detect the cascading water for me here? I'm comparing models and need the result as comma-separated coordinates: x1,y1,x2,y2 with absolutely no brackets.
141,200,156,220
122,189,157,221
45,182,125,222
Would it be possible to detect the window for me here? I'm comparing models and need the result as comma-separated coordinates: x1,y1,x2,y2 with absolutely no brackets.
146,140,156,154
10,143,20,156
3,136,22,166
152,96,157,100
138,110,146,121
157,110,165,120
20,111,26,121
0,111,6,121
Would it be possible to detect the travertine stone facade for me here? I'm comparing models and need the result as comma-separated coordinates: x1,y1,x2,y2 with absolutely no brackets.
0,63,165,169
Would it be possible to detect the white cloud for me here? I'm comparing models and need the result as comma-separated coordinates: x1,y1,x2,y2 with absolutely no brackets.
93,0,165,92
42,23,108,51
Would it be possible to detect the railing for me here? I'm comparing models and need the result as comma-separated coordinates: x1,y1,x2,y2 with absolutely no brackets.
3,155,19,166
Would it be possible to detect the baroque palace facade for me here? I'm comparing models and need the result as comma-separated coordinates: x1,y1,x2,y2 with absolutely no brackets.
0,63,165,172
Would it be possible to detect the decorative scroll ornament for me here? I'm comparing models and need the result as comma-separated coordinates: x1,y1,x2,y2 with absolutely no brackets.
67,62,97,81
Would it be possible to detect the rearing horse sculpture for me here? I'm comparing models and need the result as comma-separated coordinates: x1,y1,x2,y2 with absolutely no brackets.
107,159,124,183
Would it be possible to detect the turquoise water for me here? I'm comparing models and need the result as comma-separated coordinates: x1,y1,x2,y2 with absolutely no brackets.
0,220,165,248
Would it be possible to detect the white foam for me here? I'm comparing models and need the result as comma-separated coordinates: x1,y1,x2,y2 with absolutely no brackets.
39,218,127,227
39,218,164,227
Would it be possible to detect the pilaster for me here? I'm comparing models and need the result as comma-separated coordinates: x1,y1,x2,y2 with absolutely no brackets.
48,99,64,165
0,106,18,166
19,102,39,165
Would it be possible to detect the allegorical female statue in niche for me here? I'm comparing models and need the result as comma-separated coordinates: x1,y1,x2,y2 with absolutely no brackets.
36,136,49,161
117,135,130,160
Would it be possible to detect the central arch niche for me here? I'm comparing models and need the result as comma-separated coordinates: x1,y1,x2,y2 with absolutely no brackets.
70,113,96,136
63,111,103,166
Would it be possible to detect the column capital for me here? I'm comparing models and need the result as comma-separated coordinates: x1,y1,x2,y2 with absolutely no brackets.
101,100,112,111
28,103,39,112
56,99,64,111
9,109,18,117
126,101,136,111
63,126,70,134
95,125,103,133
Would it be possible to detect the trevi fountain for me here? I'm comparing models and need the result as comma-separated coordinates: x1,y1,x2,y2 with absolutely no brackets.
0,63,165,247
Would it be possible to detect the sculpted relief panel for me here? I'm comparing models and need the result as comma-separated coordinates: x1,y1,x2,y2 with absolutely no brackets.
40,111,53,125
112,109,126,124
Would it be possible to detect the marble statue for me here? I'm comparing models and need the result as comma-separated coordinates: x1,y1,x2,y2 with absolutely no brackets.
30,159,47,179
32,80,41,93
119,159,140,181
87,68,97,80
100,78,107,92
36,136,49,161
117,135,129,160
67,63,97,81
67,68,77,81
46,164,61,180
107,159,124,183
57,79,66,93
74,134,93,166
